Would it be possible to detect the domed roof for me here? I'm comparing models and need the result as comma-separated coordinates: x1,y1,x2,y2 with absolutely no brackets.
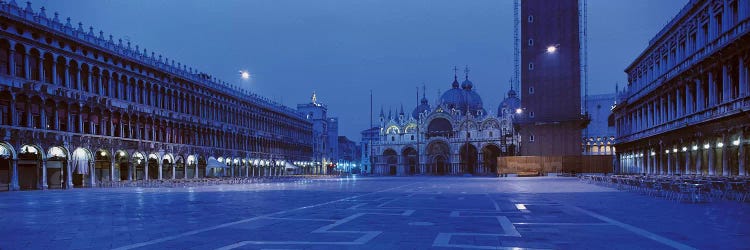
461,79,473,90
440,69,484,116
412,96,431,119
498,88,521,116
440,87,466,110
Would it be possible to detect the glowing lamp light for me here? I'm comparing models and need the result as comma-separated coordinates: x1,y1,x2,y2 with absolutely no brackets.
665,150,670,154
704,144,710,149
692,145,698,151
546,45,557,53
119,151,126,157
682,147,687,152
717,142,724,148
239,70,250,80
733,139,740,146
650,152,656,156
672,149,677,153
515,108,523,114
100,151,107,157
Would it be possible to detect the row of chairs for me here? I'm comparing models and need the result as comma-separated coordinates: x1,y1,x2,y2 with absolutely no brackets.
581,175,749,203
96,175,334,188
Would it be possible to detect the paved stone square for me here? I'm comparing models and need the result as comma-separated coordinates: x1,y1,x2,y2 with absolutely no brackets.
1,177,748,249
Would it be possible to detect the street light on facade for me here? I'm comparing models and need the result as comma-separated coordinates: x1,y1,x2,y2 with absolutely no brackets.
546,44,559,54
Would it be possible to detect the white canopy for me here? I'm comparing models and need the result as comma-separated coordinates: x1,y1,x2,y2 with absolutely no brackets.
285,162,298,170
207,158,229,169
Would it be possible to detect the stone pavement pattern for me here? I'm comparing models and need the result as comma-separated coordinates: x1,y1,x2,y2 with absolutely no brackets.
0,177,748,249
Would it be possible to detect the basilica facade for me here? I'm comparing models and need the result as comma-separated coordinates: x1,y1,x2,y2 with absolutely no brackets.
373,69,520,176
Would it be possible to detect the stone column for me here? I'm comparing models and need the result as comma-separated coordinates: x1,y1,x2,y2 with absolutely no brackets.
708,141,716,175
37,53,44,82
75,67,81,91
245,163,249,177
128,162,133,181
676,87,683,118
667,151,672,175
708,70,717,106
158,160,163,180
695,77,704,111
7,47,15,77
23,50,29,79
171,163,176,179
51,56,58,85
722,135,729,176
685,82,693,114
41,159,47,190
722,64,731,102
685,147,691,174
144,160,149,180
9,159,19,191
89,161,96,187
667,93,673,121
696,143,703,175
110,156,116,181
645,151,651,174
66,158,73,189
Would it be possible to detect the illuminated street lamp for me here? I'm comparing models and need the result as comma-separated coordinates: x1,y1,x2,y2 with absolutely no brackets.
239,70,250,80
546,44,559,54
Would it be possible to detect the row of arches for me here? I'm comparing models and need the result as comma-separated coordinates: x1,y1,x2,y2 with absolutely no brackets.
376,141,502,176
0,142,316,191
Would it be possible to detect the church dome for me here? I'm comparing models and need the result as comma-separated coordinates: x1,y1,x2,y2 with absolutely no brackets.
461,79,473,90
498,88,521,116
440,67,484,116
412,96,431,119
440,87,466,110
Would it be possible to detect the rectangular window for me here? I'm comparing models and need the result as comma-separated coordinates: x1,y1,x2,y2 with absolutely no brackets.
715,13,723,35
529,87,535,94
689,33,696,52
528,39,534,46
528,15,534,23
529,135,535,142
528,63,534,71
529,111,535,118
701,23,709,44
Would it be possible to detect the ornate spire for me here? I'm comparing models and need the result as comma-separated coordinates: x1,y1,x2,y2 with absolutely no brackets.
452,66,459,88
311,91,317,104
399,103,404,115
464,65,470,80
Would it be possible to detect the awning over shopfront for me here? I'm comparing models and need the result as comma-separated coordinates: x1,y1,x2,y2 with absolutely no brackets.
207,158,229,169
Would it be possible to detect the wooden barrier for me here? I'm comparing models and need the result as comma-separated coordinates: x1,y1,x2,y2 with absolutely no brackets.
497,155,613,175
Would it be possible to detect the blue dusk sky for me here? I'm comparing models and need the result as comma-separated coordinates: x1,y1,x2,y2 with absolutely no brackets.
32,0,687,139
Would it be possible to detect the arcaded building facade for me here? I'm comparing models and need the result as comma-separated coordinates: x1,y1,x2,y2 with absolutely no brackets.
372,70,520,176
0,2,313,191
613,0,750,176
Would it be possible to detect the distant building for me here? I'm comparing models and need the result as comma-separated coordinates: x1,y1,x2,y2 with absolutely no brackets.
518,0,588,156
297,92,338,174
337,136,359,173
612,0,749,175
582,93,616,155
372,68,519,176
328,117,339,167
360,126,380,174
